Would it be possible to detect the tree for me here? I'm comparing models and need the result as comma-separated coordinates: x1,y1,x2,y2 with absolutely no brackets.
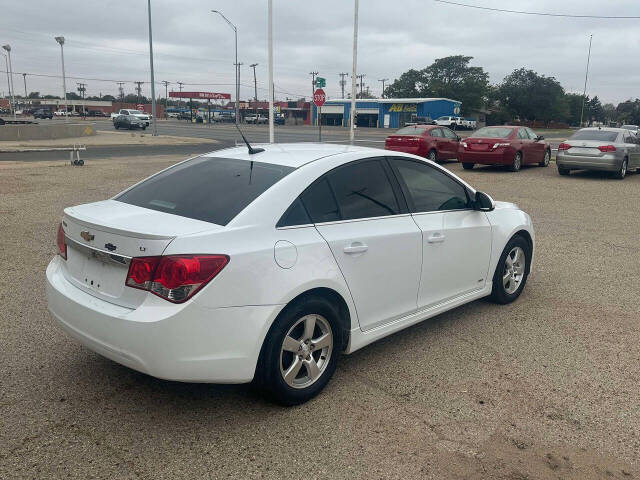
616,99,640,125
384,56,490,114
565,93,584,126
27,91,40,99
65,92,81,100
603,103,617,124
101,94,116,102
498,68,568,123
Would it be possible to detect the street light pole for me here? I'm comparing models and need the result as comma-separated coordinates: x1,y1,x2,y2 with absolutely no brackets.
54,37,67,121
2,45,15,119
212,10,239,126
268,0,274,143
1,53,11,115
349,0,359,144
147,0,157,135
162,80,169,119
580,34,593,128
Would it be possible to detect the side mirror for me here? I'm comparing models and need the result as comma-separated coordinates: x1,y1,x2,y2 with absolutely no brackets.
456,135,462,142
536,135,544,141
474,191,495,211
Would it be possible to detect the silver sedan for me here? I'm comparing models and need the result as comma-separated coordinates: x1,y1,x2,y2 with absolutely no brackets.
556,127,640,179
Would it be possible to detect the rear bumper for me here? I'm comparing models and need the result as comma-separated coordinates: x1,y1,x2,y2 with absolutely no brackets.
458,149,511,165
46,256,281,383
556,152,621,171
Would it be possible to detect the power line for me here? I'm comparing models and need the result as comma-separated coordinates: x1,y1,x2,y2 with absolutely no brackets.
433,0,640,19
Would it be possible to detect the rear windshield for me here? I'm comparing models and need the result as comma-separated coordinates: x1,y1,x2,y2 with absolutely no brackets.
569,130,618,142
116,157,294,225
621,125,638,130
471,127,513,139
394,126,429,135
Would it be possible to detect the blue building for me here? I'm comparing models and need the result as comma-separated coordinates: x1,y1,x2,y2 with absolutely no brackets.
311,97,462,129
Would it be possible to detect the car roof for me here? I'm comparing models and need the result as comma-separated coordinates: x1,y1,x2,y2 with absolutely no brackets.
201,143,387,169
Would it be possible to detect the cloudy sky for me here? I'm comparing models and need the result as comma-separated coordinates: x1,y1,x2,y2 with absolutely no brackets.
1,0,639,105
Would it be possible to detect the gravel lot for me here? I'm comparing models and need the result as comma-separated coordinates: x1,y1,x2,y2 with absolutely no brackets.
1,154,639,479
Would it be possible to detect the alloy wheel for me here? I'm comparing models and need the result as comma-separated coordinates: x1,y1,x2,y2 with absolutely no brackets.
503,246,526,294
280,314,333,389
428,150,437,162
543,151,550,166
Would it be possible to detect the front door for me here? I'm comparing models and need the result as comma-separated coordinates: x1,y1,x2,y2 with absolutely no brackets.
389,157,492,307
303,158,422,331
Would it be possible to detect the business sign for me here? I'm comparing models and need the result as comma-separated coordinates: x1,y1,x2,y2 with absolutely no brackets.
169,91,231,100
388,103,417,113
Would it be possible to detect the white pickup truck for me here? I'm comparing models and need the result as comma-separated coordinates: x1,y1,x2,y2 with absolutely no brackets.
433,115,476,130
245,114,268,124
110,109,151,125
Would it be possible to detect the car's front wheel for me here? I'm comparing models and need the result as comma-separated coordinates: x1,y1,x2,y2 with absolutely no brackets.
490,235,530,304
257,296,342,405
539,149,550,167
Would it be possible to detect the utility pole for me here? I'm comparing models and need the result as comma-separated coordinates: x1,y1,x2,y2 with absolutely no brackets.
134,81,143,104
162,80,169,118
53,38,67,120
76,82,86,115
349,0,359,143
249,63,258,101
580,34,593,128
309,71,318,101
268,0,274,143
177,81,184,114
117,82,125,102
378,78,388,98
339,72,348,99
357,73,365,98
22,73,27,98
147,0,157,135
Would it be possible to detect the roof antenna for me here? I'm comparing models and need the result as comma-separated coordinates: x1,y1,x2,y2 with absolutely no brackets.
234,124,265,154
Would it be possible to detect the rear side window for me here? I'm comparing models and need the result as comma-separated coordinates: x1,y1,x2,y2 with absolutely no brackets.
391,159,470,212
327,159,400,221
116,157,294,226
300,178,340,223
570,130,618,142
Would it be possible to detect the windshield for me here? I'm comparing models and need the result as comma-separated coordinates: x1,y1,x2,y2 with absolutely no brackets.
569,130,619,142
394,126,429,135
129,110,143,114
116,157,294,225
471,127,514,139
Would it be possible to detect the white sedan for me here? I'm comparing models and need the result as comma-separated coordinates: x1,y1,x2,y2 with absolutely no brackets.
46,143,534,405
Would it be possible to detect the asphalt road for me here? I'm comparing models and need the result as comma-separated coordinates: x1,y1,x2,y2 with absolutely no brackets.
2,154,639,479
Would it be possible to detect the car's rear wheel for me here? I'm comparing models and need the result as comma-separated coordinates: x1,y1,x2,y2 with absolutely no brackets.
558,167,570,176
539,150,550,167
257,296,342,405
509,152,522,172
462,163,474,170
615,158,627,180
427,149,438,163
114,124,119,129
490,235,530,304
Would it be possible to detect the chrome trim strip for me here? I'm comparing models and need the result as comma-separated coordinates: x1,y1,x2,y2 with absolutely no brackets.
312,213,413,227
66,236,132,266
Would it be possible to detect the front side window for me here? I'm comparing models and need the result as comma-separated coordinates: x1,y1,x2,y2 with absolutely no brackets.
431,128,443,138
441,128,458,139
117,157,294,226
391,159,470,213
517,128,529,139
327,159,400,221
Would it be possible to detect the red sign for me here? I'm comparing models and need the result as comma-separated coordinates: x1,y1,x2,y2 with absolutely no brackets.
169,91,231,100
313,88,326,107
136,104,145,111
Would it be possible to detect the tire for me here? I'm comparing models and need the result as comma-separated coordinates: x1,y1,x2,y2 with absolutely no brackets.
256,295,343,405
462,163,474,170
509,151,522,172
142,125,147,130
489,235,531,304
114,124,119,130
558,166,570,176
427,149,438,163
539,149,550,167
615,158,627,180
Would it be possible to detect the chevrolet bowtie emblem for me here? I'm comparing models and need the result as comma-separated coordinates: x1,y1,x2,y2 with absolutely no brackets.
80,231,95,242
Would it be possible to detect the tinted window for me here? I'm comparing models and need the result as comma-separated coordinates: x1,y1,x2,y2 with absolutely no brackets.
394,126,429,135
327,160,399,220
392,159,469,212
277,198,311,227
472,127,514,139
441,128,457,139
300,178,340,223
526,128,538,139
517,129,529,139
116,157,294,226
570,130,619,142
431,128,443,138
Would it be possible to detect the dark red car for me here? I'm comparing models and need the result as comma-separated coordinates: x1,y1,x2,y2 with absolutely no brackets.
385,125,461,162
458,126,551,172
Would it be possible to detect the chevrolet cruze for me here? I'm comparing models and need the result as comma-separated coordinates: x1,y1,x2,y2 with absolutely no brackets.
46,143,535,405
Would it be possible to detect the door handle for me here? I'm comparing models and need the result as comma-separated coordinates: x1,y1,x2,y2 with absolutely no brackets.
427,233,446,244
343,243,368,254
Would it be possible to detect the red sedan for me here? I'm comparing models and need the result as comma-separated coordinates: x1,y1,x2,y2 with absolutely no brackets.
458,126,551,172
385,125,461,162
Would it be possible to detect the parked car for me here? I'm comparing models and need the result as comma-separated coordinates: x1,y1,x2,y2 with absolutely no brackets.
458,126,551,171
46,143,534,405
54,110,70,117
214,111,236,123
87,110,107,117
620,124,639,134
556,127,640,179
166,112,180,118
245,114,268,124
433,115,466,129
463,118,477,130
274,113,285,125
113,114,146,130
111,109,150,125
33,109,53,119
385,125,461,162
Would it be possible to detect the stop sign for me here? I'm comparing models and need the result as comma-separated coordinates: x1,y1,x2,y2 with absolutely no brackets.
313,88,326,107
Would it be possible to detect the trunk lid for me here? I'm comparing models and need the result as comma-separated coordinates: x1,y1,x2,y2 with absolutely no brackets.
564,140,612,157
61,199,221,308
466,138,495,151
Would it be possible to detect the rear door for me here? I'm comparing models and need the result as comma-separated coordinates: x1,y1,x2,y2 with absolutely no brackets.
623,131,640,169
526,128,545,163
389,158,492,307
307,158,422,331
431,128,450,158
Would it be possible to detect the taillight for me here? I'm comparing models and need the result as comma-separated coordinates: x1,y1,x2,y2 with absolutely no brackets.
126,254,229,303
598,145,616,152
558,143,571,151
57,223,67,260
